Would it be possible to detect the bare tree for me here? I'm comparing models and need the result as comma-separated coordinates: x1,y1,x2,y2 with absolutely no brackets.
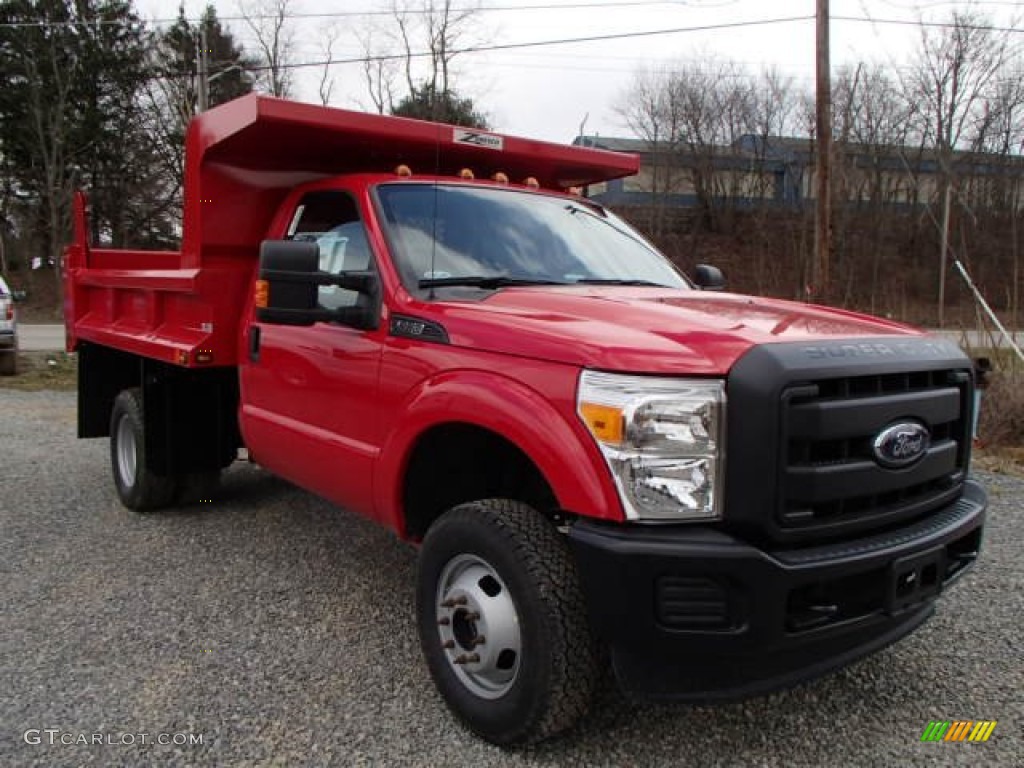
240,0,295,98
358,27,399,114
609,42,1024,320
391,0,478,97
965,55,1024,330
617,57,802,254
668,57,756,229
614,67,686,235
361,0,485,120
828,64,921,311
747,66,800,292
904,10,1012,325
316,24,341,107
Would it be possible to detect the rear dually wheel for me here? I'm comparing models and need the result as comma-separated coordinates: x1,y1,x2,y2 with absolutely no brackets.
109,388,177,511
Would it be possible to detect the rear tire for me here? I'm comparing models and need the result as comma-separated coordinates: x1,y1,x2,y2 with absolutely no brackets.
0,350,15,376
416,499,600,745
110,388,177,511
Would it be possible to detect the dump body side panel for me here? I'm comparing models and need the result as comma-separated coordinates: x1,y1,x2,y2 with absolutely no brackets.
64,217,253,367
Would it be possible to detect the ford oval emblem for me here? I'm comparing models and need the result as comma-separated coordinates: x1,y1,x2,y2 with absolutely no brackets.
872,421,930,468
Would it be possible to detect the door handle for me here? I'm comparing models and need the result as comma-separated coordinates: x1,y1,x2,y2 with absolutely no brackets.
249,325,261,362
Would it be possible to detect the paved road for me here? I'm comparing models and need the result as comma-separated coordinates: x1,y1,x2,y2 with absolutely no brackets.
1,389,1021,767
18,324,65,352
18,323,1021,355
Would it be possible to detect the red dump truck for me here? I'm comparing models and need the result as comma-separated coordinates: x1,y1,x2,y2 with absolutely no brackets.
65,95,986,745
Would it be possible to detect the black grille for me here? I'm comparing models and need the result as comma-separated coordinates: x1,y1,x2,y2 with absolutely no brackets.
778,369,971,541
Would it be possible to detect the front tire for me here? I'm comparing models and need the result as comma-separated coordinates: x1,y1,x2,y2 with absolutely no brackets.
416,499,600,745
110,388,177,511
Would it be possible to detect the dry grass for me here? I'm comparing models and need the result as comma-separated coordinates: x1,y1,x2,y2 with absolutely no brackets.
973,447,1024,476
974,364,1024,475
0,351,77,391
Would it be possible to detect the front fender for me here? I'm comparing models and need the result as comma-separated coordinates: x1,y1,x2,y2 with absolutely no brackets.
375,368,624,537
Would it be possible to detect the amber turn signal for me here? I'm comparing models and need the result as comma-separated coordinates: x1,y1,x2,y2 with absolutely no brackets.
578,402,624,445
254,279,269,308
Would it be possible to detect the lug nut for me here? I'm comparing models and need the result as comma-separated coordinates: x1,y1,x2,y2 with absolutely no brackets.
442,640,455,649
440,596,467,608
462,611,480,621
437,617,450,626
472,636,486,647
453,653,480,665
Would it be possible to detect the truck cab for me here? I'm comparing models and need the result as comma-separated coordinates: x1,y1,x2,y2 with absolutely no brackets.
64,95,986,746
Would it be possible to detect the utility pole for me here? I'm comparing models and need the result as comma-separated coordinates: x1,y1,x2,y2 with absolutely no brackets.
937,182,952,328
814,0,832,302
197,24,210,113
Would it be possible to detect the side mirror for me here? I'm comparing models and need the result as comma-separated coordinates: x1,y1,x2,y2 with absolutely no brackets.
257,240,319,326
12,290,26,302
256,240,380,329
693,264,725,291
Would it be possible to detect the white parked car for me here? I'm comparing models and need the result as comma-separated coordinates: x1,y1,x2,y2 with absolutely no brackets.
0,275,18,375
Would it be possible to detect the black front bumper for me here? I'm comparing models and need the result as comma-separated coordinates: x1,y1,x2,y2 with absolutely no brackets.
567,479,986,700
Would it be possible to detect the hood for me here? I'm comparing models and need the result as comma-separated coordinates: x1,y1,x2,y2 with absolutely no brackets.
428,287,925,375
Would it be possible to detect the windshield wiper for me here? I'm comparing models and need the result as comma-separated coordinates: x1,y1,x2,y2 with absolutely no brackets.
573,278,670,287
418,275,569,289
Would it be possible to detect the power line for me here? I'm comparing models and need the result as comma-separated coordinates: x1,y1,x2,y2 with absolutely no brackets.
207,0,718,23
1,7,1019,34
0,1,720,29
833,14,1023,32
3,7,1020,78
137,13,812,80
236,13,1023,75
239,16,816,73
871,0,1023,9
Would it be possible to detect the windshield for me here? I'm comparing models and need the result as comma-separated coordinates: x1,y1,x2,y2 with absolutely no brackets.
374,183,690,296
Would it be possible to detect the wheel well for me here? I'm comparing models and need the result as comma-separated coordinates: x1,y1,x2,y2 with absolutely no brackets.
403,423,559,540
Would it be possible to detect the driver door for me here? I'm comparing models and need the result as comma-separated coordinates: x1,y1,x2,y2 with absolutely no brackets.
240,188,384,517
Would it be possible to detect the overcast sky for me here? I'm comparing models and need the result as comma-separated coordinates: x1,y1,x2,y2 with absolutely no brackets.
138,0,1021,142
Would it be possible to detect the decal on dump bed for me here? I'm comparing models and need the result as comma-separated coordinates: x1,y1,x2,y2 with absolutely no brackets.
453,129,503,151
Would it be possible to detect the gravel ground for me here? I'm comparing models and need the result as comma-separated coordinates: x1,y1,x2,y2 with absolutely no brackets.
1,389,1021,767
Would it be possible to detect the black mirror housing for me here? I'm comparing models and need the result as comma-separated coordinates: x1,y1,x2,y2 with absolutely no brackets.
693,264,725,291
256,240,380,329
257,240,319,325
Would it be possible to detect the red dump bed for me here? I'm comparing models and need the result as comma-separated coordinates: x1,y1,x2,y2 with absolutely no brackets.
64,94,639,366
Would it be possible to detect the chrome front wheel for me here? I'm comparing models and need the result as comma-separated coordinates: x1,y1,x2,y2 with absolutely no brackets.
435,554,522,699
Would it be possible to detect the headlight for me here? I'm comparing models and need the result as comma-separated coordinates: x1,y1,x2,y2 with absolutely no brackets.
577,370,725,521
